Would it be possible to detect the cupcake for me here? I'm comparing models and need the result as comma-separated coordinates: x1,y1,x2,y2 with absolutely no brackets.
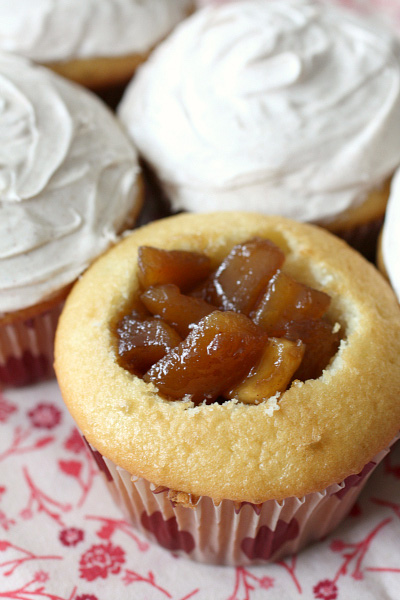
0,0,194,91
119,0,400,257
55,212,400,565
0,52,142,387
377,167,400,300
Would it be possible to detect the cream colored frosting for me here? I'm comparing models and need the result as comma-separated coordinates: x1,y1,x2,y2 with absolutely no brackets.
0,52,140,314
0,0,193,62
382,168,400,301
119,0,400,223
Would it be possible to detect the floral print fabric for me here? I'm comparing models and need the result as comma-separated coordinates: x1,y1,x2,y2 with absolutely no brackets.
1,381,400,599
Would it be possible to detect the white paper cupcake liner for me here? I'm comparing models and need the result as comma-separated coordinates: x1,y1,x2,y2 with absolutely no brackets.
334,217,384,262
84,438,395,565
0,303,63,387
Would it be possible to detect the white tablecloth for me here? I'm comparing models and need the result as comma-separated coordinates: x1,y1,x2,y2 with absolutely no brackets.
1,380,400,600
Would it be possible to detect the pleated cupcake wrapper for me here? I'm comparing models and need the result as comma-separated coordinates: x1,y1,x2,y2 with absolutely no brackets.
334,216,383,262
84,438,396,566
0,303,64,387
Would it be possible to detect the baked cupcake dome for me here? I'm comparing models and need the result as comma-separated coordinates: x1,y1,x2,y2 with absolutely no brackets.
0,52,142,385
55,212,400,504
0,0,194,89
119,0,400,237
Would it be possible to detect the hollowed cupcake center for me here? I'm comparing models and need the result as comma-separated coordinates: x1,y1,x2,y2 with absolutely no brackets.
114,238,341,405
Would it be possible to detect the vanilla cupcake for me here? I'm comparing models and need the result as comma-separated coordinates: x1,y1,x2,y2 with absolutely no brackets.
0,52,142,387
119,0,400,256
378,167,400,300
0,0,194,90
55,212,400,564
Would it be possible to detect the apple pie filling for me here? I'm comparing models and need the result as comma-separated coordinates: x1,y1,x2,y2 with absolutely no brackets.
115,239,341,405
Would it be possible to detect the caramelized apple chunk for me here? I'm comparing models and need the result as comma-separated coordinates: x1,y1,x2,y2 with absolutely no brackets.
272,319,341,381
138,246,212,291
117,315,182,376
143,311,267,405
141,284,216,337
194,238,285,314
225,338,305,404
252,271,331,333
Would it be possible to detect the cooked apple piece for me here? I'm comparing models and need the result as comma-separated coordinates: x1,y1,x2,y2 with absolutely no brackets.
121,296,152,321
141,284,217,337
225,338,305,404
190,275,223,308
116,315,182,376
272,319,341,381
138,246,212,291
143,311,267,405
193,238,285,314
252,271,331,333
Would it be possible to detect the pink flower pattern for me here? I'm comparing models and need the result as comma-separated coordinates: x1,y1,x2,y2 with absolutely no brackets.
1,380,399,598
0,509,16,531
79,542,125,581
313,579,338,600
59,527,84,547
34,571,50,583
27,403,61,429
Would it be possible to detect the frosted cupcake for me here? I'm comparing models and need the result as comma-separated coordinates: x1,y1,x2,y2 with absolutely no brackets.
55,212,400,564
0,0,194,90
0,52,142,387
378,168,400,300
119,0,400,256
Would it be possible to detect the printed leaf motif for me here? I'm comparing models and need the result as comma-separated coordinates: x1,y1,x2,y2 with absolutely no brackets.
58,460,82,478
0,395,17,423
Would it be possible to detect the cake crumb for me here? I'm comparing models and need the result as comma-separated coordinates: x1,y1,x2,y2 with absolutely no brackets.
168,489,200,509
263,392,281,416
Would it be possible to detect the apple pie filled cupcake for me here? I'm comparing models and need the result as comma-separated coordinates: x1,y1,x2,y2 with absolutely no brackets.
55,212,400,564
0,0,194,91
119,0,400,258
0,52,142,387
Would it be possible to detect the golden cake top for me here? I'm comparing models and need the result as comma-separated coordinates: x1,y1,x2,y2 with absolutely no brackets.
55,213,400,503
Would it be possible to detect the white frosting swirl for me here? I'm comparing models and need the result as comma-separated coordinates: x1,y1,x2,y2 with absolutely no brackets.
382,168,400,301
0,0,193,62
0,52,140,314
119,0,400,223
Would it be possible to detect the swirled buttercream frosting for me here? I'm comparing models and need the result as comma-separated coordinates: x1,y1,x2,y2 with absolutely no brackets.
119,0,400,222
0,0,193,62
0,52,140,314
381,168,400,301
